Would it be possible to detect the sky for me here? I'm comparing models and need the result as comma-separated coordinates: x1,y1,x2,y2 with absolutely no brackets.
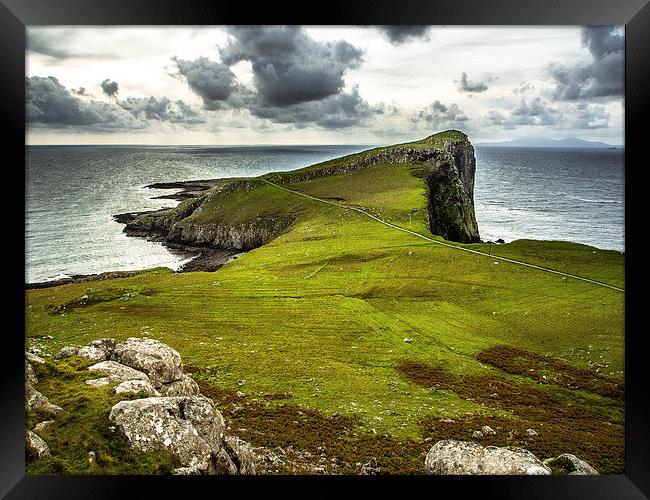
26,25,625,145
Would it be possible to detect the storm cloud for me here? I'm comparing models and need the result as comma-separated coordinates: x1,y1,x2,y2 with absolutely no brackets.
248,85,386,129
457,72,489,93
100,79,119,98
171,26,376,129
412,100,469,130
172,56,239,110
26,76,203,130
118,96,206,124
219,26,364,107
547,26,623,100
376,26,432,45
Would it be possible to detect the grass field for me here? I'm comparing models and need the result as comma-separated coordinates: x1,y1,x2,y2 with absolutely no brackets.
25,135,625,474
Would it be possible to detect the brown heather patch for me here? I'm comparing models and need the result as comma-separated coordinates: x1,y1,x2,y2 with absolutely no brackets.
194,377,427,474
195,379,242,405
261,392,294,400
397,361,624,474
477,345,623,400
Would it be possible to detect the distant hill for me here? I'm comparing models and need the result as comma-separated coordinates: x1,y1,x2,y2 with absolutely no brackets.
477,137,620,148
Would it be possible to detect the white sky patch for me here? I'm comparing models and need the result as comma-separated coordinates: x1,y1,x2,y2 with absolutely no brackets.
26,26,624,145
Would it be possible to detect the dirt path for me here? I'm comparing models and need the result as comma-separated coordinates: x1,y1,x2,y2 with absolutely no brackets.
262,180,624,293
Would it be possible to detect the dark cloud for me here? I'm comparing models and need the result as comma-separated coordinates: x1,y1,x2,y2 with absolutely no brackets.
486,97,609,130
376,26,431,45
457,72,489,93
219,26,363,107
547,26,623,100
27,29,76,59
412,100,469,130
26,76,203,130
118,96,206,124
172,56,239,110
248,85,385,129
100,79,119,98
172,26,375,129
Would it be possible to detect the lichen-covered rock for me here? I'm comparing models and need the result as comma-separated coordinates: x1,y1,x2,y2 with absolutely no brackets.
114,379,159,397
25,360,38,386
212,448,238,475
26,430,50,459
33,420,55,433
425,440,551,475
481,426,496,436
87,338,116,357
26,382,63,416
224,436,257,474
87,360,150,383
112,338,183,387
56,346,80,359
158,374,200,397
77,345,108,362
26,352,46,365
543,454,599,475
109,396,225,473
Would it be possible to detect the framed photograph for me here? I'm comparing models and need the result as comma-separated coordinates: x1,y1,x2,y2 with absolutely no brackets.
2,0,648,497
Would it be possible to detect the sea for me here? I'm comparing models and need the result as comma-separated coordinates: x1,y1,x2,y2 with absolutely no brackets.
25,145,625,283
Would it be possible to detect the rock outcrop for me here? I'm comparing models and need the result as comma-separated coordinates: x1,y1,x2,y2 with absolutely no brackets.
26,430,50,459
109,396,225,474
424,440,551,475
424,440,599,476
25,354,62,417
53,337,257,474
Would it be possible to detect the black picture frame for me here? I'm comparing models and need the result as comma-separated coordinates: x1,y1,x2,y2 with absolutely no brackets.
2,1,648,497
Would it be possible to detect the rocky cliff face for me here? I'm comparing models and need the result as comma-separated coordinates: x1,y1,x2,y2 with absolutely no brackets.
423,140,480,243
115,132,480,257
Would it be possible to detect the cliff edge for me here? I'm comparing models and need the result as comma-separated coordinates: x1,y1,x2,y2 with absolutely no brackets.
115,130,480,258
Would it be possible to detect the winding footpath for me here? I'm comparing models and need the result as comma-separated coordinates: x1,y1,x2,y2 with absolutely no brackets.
262,179,624,293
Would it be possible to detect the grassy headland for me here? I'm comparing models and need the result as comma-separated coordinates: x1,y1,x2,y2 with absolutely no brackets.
25,131,624,474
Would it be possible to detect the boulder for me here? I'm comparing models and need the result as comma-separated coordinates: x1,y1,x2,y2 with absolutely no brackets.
25,360,38,386
425,440,551,475
26,430,50,459
56,346,80,359
158,374,200,397
109,396,225,473
34,420,55,433
77,346,108,362
26,383,63,416
525,428,538,437
543,454,599,475
212,448,238,475
481,426,496,436
114,379,159,397
87,360,150,383
87,338,116,357
26,352,46,365
223,436,257,474
112,338,183,387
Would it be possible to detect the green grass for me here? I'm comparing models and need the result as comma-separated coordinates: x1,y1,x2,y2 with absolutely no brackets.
25,133,624,474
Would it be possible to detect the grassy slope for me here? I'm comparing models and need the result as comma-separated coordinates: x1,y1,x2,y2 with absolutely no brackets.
26,135,625,474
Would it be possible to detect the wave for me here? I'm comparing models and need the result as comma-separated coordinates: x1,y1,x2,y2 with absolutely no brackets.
567,196,623,204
